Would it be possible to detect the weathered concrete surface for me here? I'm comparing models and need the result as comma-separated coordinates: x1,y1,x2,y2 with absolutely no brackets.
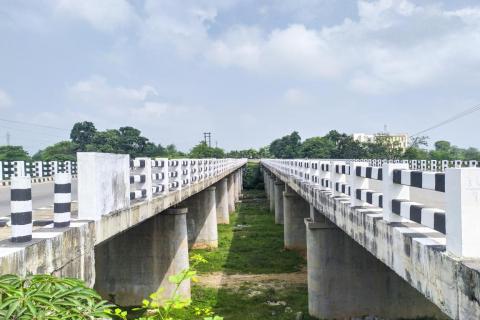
262,163,480,320
183,187,218,249
283,189,309,252
215,178,229,224
274,180,285,224
94,207,190,306
269,174,275,212
227,174,236,213
306,217,446,319
0,165,244,289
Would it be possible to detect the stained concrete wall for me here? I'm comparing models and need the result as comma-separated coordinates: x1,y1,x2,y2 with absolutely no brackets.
283,188,310,252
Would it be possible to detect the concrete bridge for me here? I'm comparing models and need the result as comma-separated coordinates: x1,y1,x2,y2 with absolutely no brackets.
0,152,246,305
261,159,480,320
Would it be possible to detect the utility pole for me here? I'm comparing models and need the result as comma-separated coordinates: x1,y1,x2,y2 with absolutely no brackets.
203,132,212,147
6,132,10,146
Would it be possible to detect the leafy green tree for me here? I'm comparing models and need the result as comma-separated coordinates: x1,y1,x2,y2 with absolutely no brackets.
164,144,186,158
300,137,335,158
0,145,30,161
33,141,76,161
269,131,302,158
403,146,430,160
70,121,97,151
190,142,225,158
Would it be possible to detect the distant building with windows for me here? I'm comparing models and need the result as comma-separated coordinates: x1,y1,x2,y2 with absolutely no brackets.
352,132,409,151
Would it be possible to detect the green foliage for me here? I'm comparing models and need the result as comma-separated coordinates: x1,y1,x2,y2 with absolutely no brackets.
300,136,335,158
0,145,30,161
0,274,112,319
189,142,225,159
243,162,263,190
70,121,97,151
33,141,76,161
269,131,302,158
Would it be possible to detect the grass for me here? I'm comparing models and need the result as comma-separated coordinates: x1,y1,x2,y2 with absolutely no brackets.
192,189,304,275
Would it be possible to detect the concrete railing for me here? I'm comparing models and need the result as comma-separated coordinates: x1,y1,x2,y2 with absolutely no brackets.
262,158,480,258
0,160,77,182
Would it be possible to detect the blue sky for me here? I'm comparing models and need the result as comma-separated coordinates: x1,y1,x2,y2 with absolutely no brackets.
1,0,480,153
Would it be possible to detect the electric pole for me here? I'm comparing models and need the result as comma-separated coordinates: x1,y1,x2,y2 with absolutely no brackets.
203,132,212,147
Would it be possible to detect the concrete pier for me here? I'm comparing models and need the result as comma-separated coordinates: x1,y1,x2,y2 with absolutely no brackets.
184,186,218,249
283,186,310,251
305,217,447,319
234,171,240,203
227,174,236,213
269,174,275,212
94,207,190,306
215,178,229,224
274,180,285,224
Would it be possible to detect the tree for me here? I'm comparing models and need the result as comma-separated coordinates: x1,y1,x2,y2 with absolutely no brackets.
33,141,76,161
0,146,30,161
70,121,97,151
190,142,225,158
269,131,302,158
300,137,335,158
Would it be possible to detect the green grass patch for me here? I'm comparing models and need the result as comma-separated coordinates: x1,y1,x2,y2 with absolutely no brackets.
192,190,304,274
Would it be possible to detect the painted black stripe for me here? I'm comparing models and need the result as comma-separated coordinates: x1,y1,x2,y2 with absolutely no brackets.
356,166,361,177
130,192,135,200
392,199,402,214
366,191,373,204
434,212,446,234
54,203,71,213
377,168,383,180
409,205,424,224
11,211,32,225
11,189,31,201
356,189,362,200
341,165,346,174
393,170,401,184
411,171,422,188
435,173,445,192
11,234,32,243
341,185,346,193
379,195,383,208
54,221,70,228
366,167,372,179
335,165,340,174
54,183,71,193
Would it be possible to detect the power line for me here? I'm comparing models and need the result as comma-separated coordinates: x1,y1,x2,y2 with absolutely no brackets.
411,104,480,137
0,117,69,131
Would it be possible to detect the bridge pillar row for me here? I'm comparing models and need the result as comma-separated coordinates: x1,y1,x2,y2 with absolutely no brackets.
305,215,446,319
227,174,236,213
283,186,310,252
183,186,218,249
215,178,229,224
94,207,190,307
274,179,285,224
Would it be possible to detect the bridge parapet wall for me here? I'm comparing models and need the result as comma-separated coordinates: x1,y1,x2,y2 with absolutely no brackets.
262,158,480,320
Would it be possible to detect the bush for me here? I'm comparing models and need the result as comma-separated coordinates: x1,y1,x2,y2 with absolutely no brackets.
243,162,264,190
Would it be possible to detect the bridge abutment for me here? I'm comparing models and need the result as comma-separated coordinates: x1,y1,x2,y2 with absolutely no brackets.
274,180,285,224
94,207,190,307
305,216,447,319
184,186,218,249
215,178,230,224
283,186,310,252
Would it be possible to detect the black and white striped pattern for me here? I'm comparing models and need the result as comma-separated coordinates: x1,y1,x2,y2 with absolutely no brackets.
152,185,164,193
130,189,147,200
169,181,180,189
130,174,146,184
169,171,178,178
54,173,71,228
391,199,446,234
321,178,331,188
335,182,351,196
393,170,445,192
151,160,164,167
152,173,165,180
10,176,32,242
355,166,383,180
130,159,146,168
335,164,350,175
355,189,383,208
320,163,330,172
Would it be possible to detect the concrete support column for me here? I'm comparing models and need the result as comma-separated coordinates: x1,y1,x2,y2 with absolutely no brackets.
184,187,218,249
227,174,236,213
269,174,275,212
305,217,447,319
274,180,285,224
94,208,190,306
283,189,310,251
215,178,229,224
234,171,240,203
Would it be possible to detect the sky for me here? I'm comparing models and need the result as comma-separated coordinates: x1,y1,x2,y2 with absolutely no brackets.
1,0,480,154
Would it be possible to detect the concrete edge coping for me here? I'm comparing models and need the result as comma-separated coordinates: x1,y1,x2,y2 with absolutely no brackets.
165,208,188,215
304,218,338,230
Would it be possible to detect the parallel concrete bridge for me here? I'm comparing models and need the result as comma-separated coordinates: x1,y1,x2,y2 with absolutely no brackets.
261,159,480,320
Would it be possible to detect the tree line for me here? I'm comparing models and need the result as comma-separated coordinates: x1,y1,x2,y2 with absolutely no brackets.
0,123,478,161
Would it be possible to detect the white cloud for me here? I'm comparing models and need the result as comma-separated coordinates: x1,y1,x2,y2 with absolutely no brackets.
0,89,12,109
54,0,136,31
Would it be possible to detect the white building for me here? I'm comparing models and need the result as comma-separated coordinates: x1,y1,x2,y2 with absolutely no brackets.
352,133,409,150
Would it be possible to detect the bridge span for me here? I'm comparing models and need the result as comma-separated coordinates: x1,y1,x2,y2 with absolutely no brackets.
0,153,246,306
261,159,480,320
